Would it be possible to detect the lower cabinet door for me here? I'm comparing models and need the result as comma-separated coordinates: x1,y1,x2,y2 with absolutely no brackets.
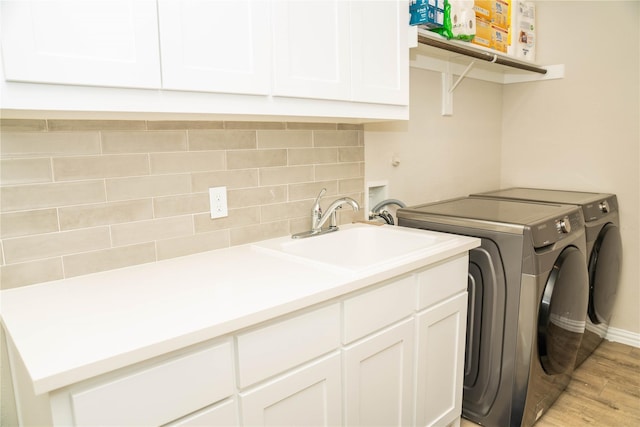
415,293,468,427
168,398,238,427
240,352,342,426
344,318,415,426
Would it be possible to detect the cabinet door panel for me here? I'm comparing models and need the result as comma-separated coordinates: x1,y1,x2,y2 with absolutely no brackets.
416,293,468,427
272,0,350,100
344,319,415,426
241,353,342,427
158,0,270,94
350,0,408,105
1,0,160,88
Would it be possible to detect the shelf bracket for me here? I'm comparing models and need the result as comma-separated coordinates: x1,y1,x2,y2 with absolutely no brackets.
441,60,476,116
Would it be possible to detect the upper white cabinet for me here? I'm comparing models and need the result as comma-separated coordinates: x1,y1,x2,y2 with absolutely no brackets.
0,0,160,89
350,0,408,105
158,0,270,95
0,0,409,120
272,0,408,105
272,0,350,101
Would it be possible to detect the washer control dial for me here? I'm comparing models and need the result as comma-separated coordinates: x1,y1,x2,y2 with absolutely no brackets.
556,216,571,233
599,201,610,213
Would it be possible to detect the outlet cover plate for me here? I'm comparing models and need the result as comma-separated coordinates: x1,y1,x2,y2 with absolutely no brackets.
209,187,228,219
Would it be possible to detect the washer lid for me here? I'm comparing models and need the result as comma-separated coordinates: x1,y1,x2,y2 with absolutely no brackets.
401,197,577,225
475,187,614,206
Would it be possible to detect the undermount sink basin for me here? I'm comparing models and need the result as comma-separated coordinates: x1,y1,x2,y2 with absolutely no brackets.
251,224,451,273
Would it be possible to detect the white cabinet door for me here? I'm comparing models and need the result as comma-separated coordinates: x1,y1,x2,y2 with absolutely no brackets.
272,0,350,100
0,0,160,88
168,398,238,427
350,0,409,105
344,318,415,427
415,293,468,427
158,0,270,95
241,352,342,427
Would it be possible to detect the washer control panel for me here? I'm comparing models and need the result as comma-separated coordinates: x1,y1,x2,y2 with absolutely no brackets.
582,195,618,221
532,210,584,248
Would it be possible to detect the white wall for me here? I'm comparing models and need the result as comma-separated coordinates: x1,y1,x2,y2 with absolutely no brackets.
501,1,639,337
365,1,639,337
364,68,503,207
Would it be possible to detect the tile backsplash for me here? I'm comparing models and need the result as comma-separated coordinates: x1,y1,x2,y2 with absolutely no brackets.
0,119,364,289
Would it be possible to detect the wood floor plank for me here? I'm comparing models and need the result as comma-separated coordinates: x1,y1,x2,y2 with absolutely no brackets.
461,340,640,427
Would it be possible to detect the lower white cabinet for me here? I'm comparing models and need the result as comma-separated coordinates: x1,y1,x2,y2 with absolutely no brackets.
415,293,468,427
9,254,469,427
240,352,342,427
344,318,415,426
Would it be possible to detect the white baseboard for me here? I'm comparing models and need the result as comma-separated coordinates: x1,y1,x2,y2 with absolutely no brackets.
605,326,640,348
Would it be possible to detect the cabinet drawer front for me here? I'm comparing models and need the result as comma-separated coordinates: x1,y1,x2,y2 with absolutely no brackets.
71,341,233,426
417,254,468,310
343,275,416,343
237,304,340,388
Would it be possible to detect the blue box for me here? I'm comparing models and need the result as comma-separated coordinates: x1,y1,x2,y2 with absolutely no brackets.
410,0,444,29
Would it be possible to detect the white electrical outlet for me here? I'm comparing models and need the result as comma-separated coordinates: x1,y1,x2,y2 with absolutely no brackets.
209,187,228,219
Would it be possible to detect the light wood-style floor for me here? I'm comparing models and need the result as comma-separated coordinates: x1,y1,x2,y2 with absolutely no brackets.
461,340,640,427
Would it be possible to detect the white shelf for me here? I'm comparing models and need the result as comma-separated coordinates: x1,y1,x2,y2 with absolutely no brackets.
410,28,564,85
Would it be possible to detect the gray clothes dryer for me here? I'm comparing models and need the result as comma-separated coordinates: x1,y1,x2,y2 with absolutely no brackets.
397,197,589,427
472,188,622,367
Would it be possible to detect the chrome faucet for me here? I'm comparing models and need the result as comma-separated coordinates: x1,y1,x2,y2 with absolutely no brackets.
293,188,360,239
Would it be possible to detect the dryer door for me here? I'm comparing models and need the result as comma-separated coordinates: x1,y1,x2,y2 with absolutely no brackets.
588,223,622,326
538,246,589,375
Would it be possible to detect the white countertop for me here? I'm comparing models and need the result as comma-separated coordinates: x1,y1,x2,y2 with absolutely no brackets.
0,224,479,395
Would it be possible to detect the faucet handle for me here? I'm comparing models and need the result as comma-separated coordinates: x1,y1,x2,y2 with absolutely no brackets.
314,188,327,205
312,188,327,215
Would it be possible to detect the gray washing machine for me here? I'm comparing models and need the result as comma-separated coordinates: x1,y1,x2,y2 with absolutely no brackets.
472,188,622,367
397,197,589,427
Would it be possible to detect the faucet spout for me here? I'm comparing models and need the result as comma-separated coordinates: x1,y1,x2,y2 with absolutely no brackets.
292,190,360,239
315,197,360,231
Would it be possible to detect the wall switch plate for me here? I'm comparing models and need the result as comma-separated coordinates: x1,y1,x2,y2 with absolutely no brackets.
209,187,228,219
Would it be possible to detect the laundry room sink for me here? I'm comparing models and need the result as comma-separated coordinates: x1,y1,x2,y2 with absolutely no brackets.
251,223,452,274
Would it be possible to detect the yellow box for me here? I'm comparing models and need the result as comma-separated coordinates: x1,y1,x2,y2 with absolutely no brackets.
493,0,510,29
491,24,509,53
474,0,510,30
473,0,491,21
471,17,492,48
